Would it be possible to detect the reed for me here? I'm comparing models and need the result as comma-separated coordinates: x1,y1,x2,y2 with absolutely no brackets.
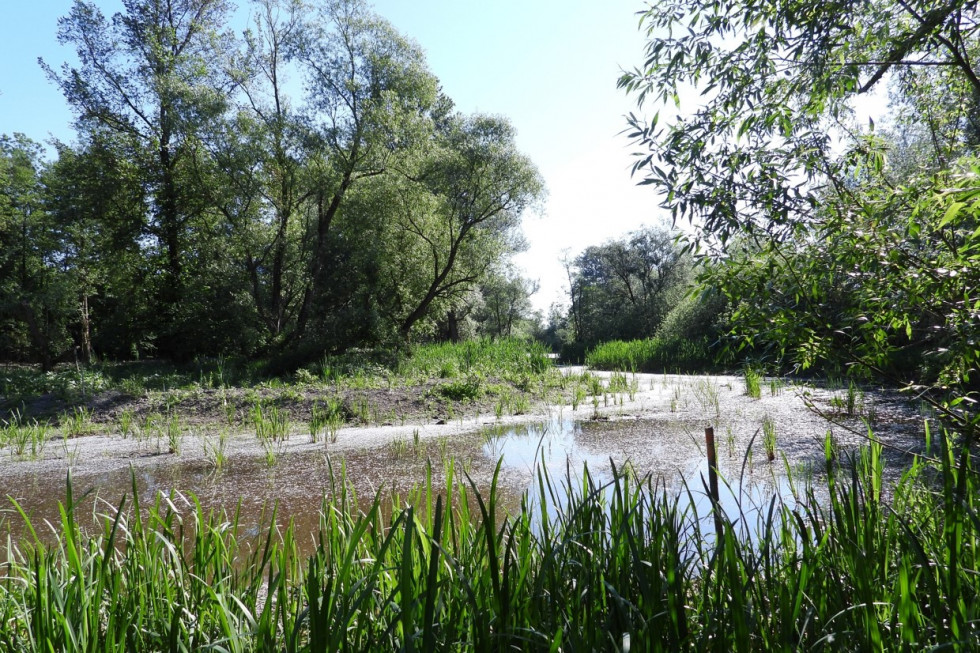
586,337,715,372
744,367,763,398
1,432,978,651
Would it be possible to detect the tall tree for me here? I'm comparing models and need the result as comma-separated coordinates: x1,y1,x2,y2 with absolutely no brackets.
0,135,73,369
395,114,543,338
214,0,310,344
44,0,233,357
293,0,439,340
44,132,150,361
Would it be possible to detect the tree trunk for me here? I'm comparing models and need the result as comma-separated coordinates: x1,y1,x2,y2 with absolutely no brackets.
447,310,460,342
79,293,93,363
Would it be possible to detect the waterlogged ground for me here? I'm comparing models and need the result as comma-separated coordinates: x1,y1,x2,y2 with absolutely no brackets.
0,371,929,550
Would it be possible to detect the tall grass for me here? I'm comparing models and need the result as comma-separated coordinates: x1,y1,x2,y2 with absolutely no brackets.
586,336,715,373
1,435,978,651
399,338,553,381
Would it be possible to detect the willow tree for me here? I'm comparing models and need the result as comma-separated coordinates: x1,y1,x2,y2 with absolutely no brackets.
394,114,543,339
620,0,980,428
292,0,439,341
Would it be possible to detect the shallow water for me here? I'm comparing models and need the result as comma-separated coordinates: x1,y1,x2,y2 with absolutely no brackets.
1,375,926,553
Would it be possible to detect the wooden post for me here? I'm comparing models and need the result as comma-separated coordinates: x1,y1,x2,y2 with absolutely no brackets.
705,427,723,538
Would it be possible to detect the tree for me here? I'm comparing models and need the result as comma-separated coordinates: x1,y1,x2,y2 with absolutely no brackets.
212,0,310,345
566,226,689,347
620,0,980,245
620,0,980,431
0,135,74,369
393,113,543,338
292,0,439,340
45,0,234,358
473,266,539,340
43,132,150,361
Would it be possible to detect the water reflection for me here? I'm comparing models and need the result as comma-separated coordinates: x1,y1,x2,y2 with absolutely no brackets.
480,418,799,541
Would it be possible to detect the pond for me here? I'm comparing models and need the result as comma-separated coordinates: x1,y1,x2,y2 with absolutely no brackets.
0,373,928,553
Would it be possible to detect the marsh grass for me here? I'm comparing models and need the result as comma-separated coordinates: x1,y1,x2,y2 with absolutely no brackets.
744,367,762,399
2,433,977,651
1,410,49,460
769,377,783,396
116,408,134,438
202,429,227,471
166,412,182,454
4,341,554,429
310,398,344,444
692,377,721,416
399,338,552,382
251,403,289,442
762,415,777,461
62,406,92,438
585,336,716,372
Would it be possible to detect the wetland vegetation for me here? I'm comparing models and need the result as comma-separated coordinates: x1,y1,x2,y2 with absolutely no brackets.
4,0,980,649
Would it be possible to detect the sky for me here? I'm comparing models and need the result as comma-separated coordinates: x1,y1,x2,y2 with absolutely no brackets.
0,1,667,313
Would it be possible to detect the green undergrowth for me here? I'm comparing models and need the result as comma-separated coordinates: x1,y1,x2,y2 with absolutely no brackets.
395,338,552,382
1,430,978,651
1,339,556,413
586,336,719,373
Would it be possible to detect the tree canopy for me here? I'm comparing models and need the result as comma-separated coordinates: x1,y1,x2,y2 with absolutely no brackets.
620,0,980,429
0,0,543,367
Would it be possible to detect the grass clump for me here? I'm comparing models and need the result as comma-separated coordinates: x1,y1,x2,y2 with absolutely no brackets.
251,402,289,442
310,398,344,443
435,376,483,402
744,367,762,398
401,338,553,382
762,414,777,461
1,410,50,459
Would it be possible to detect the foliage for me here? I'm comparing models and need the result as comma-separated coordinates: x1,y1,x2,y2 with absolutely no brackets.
585,336,715,373
2,435,979,650
620,0,980,432
0,135,75,369
471,265,540,340
397,338,552,382
1,0,542,367
744,368,762,399
564,225,690,348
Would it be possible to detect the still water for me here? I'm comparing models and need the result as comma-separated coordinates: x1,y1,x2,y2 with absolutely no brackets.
2,415,810,553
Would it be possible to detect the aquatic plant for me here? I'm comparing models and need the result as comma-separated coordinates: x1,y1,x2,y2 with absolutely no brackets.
310,398,344,444
252,402,289,441
586,337,717,373
62,406,93,438
203,430,227,471
692,377,721,415
117,408,134,438
762,414,777,461
744,367,762,399
166,412,182,455
1,410,49,460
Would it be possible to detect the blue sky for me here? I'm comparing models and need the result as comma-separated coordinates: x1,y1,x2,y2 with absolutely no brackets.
1,1,663,312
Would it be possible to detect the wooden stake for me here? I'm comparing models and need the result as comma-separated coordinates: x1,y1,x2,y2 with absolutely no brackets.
705,427,723,538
